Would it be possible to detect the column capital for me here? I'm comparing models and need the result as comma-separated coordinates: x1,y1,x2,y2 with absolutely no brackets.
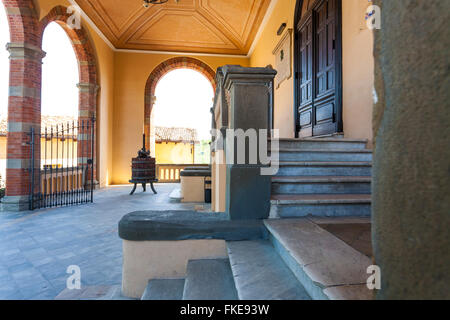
222,65,277,90
77,83,100,93
6,42,46,62
145,95,157,106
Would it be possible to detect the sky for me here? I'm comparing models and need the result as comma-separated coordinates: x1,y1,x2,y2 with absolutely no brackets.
153,69,214,141
0,8,214,139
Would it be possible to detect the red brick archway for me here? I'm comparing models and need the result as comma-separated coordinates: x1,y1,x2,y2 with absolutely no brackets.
1,1,99,210
39,5,98,119
39,6,99,186
144,57,216,150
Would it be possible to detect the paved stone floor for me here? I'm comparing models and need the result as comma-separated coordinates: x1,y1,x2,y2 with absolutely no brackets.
0,184,198,300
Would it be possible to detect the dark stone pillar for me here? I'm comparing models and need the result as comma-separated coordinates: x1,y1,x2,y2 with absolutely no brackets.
222,65,276,220
372,0,450,299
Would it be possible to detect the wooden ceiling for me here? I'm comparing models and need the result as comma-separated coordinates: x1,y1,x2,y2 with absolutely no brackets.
74,0,272,55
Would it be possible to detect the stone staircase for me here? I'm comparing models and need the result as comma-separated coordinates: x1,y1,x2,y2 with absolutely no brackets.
129,137,374,301
270,138,372,218
141,242,311,300
140,217,373,300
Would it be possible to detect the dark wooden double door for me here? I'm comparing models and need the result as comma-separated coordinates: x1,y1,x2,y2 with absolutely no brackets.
296,0,342,138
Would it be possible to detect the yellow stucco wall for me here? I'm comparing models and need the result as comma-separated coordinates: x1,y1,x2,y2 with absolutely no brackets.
28,0,374,187
250,0,374,143
111,52,249,184
155,142,194,165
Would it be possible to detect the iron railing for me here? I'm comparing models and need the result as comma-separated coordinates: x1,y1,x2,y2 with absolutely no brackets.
29,118,95,210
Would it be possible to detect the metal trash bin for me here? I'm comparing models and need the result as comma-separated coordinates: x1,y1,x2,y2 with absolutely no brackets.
204,176,212,203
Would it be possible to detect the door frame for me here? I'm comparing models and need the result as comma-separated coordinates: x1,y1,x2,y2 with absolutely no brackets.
293,0,343,138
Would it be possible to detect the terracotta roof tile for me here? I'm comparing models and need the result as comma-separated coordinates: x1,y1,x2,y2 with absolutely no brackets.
0,115,78,136
155,127,198,143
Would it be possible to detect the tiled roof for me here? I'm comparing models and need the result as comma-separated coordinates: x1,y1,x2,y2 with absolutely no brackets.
155,127,199,143
0,115,78,136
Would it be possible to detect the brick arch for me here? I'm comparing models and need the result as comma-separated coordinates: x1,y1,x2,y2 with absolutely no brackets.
144,57,216,150
39,6,99,184
39,5,98,118
2,0,40,46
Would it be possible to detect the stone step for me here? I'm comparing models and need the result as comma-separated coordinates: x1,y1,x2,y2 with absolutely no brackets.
271,176,371,195
141,279,185,300
264,219,374,300
273,149,373,162
270,194,371,218
182,259,238,300
275,162,372,177
226,240,311,300
270,138,368,150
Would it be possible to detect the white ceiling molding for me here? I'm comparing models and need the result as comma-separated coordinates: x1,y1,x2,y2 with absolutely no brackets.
69,0,276,59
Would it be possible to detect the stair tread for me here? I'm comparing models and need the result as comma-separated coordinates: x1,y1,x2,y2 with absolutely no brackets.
270,138,368,143
183,259,238,300
264,219,373,300
141,279,185,300
276,161,372,166
227,240,311,300
271,194,371,203
274,149,372,153
272,176,371,183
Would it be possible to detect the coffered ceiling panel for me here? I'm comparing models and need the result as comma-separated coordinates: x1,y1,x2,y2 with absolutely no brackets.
74,0,271,55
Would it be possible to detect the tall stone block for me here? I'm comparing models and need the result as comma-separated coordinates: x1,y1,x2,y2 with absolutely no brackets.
372,0,450,299
222,65,276,220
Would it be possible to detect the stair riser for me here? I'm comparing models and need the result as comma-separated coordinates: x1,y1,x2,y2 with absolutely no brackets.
272,182,371,195
272,141,367,150
271,203,371,218
277,152,372,162
276,166,372,177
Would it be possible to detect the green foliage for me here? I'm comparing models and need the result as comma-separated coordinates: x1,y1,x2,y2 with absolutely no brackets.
194,140,211,164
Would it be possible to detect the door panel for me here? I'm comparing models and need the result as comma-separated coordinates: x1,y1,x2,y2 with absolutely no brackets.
296,0,341,138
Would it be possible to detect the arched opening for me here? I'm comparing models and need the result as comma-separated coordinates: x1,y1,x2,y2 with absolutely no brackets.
39,6,99,194
41,22,79,119
0,3,9,192
152,69,214,169
144,57,216,153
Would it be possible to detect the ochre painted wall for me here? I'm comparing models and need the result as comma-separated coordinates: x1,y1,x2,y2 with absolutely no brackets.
155,142,194,165
250,0,297,139
36,0,115,186
111,52,249,184
250,0,374,143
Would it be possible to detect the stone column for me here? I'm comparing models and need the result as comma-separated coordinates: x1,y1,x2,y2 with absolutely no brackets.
77,82,99,188
372,0,450,299
222,65,276,220
2,43,46,211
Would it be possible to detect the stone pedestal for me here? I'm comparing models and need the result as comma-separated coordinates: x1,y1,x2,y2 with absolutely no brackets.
222,65,276,220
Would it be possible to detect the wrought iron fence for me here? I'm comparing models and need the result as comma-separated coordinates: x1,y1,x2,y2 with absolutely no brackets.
29,118,95,210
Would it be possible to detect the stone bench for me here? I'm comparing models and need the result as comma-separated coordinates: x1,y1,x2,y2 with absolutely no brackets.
180,168,211,203
118,210,267,298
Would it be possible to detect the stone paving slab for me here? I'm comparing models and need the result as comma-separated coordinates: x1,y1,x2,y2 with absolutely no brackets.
0,184,197,300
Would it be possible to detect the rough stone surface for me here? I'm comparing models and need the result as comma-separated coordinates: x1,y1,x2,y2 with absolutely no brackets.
226,166,272,220
180,170,211,177
372,0,450,299
227,240,311,300
182,259,238,300
141,279,185,300
119,211,268,241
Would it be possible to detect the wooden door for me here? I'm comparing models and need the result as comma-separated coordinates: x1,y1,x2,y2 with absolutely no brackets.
296,0,342,138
